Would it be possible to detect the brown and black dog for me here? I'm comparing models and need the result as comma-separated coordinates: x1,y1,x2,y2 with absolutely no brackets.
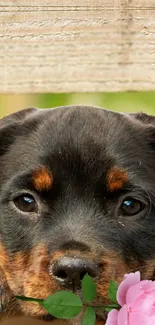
0,106,155,324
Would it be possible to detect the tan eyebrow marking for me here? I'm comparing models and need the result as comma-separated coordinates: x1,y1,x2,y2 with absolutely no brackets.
32,167,53,191
107,168,128,192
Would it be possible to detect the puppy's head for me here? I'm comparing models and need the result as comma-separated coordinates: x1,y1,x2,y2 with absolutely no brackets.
0,106,155,322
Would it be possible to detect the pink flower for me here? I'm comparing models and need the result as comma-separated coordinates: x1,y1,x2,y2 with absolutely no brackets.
106,271,155,325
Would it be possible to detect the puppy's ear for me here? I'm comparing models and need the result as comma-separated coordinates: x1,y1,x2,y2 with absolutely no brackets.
0,108,39,156
0,108,37,127
129,112,155,151
0,268,13,318
129,112,155,126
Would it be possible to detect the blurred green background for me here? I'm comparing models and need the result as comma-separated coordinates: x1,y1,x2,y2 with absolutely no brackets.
1,92,155,118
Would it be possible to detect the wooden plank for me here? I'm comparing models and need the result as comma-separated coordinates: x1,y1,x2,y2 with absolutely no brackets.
0,1,155,93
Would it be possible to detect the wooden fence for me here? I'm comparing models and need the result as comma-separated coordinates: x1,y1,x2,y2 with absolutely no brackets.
0,1,155,93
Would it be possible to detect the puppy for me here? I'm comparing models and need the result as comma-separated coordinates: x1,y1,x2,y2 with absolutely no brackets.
0,106,155,324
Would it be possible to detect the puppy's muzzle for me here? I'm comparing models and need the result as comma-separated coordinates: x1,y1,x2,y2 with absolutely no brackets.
51,257,98,289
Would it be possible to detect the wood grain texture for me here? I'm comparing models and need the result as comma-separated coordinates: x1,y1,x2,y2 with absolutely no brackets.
0,0,155,93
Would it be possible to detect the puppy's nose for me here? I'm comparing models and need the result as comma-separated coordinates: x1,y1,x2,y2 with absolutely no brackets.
52,257,98,289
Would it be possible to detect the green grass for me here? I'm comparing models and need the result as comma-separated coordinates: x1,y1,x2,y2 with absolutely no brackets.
0,92,155,118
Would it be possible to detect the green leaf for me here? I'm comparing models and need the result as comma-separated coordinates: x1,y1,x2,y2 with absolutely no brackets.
95,303,120,310
105,307,114,312
104,304,120,312
16,296,44,303
40,291,83,319
108,281,118,303
82,274,97,303
82,307,96,325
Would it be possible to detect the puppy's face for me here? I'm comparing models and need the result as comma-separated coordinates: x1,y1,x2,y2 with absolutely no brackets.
0,106,155,323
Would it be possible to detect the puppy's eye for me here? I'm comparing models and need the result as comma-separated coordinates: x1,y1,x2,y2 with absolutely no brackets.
14,194,37,213
120,198,144,216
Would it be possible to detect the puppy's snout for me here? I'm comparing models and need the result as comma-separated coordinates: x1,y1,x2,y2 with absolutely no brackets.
51,257,98,289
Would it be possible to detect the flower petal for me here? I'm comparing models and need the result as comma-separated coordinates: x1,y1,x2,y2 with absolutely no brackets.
129,311,153,325
126,281,155,308
126,282,146,307
118,305,128,325
131,292,155,315
142,281,155,291
105,309,119,325
117,272,140,306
